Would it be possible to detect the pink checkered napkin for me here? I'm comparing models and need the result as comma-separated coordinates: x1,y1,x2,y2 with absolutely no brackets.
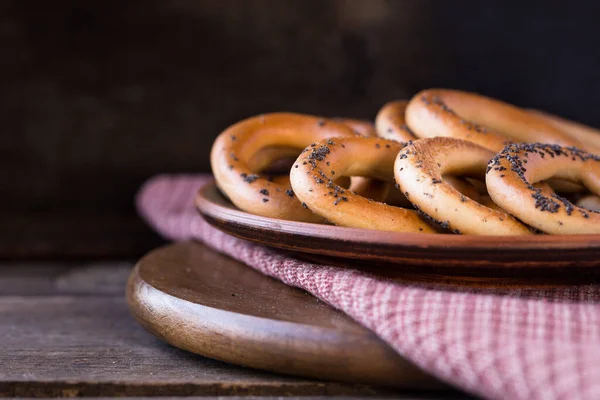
137,174,600,400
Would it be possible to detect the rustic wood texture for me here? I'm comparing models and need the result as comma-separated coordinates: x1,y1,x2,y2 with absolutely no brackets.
195,182,600,276
1,260,456,398
127,242,442,389
0,261,131,295
0,213,164,260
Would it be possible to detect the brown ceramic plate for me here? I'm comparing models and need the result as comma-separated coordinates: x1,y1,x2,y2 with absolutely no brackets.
196,181,600,274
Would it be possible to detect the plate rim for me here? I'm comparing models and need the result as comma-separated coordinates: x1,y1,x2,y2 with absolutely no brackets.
195,181,600,252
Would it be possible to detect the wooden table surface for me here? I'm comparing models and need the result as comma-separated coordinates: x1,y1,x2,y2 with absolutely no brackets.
0,260,473,399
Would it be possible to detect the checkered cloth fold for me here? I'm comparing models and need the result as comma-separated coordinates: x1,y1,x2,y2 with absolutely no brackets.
137,174,600,400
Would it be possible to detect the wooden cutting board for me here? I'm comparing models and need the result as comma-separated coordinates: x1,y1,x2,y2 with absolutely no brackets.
126,241,443,389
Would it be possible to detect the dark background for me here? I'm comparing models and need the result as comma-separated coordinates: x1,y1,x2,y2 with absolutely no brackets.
2,0,600,257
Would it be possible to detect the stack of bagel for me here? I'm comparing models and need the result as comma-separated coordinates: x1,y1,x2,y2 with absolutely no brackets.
210,89,600,235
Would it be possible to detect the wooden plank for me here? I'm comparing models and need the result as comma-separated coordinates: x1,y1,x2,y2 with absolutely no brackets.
0,295,403,397
0,262,132,296
0,263,465,397
0,214,164,260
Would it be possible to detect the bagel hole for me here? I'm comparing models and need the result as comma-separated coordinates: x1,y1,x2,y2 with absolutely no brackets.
530,181,598,213
257,156,297,188
463,177,488,195
577,195,600,212
246,145,300,176
258,156,297,175
570,192,600,212
443,175,484,202
442,176,507,213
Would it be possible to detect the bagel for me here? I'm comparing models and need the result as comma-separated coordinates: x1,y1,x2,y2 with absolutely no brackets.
394,137,533,235
211,113,363,222
289,136,435,233
336,118,377,137
405,89,584,193
486,143,600,234
373,102,489,206
248,117,377,171
375,100,417,142
405,89,581,151
528,109,600,155
372,101,419,206
245,118,387,202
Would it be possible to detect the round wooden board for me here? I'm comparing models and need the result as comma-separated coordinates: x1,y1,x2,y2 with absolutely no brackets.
126,241,443,389
196,182,600,275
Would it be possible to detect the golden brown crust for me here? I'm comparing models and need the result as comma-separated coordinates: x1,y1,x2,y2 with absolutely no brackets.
372,101,418,206
338,112,410,204
375,100,417,143
337,118,377,137
406,89,585,193
211,93,600,235
486,143,600,234
289,137,435,233
335,118,393,202
528,109,600,155
405,89,581,152
211,113,360,222
245,118,386,201
394,137,532,235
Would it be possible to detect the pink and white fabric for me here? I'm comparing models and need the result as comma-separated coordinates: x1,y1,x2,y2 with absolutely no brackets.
137,174,600,400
